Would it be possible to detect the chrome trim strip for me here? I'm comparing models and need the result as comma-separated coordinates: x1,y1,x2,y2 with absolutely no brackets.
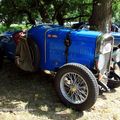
44,27,62,63
44,29,51,63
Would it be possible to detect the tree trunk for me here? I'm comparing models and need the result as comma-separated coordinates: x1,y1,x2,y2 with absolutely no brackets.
56,12,64,26
89,0,112,33
34,0,50,23
38,8,50,23
52,3,65,26
26,11,36,25
17,10,36,25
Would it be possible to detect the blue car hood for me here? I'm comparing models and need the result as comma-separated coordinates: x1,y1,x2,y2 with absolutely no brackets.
76,29,102,38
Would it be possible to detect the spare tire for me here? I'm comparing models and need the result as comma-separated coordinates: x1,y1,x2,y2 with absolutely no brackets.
15,37,40,72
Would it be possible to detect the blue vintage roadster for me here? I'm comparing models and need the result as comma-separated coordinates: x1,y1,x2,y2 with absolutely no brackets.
0,24,114,111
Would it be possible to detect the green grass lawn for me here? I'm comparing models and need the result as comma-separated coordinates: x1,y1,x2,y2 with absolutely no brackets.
0,24,31,34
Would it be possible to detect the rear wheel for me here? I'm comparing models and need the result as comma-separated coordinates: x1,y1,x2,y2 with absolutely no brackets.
55,63,99,111
15,37,40,72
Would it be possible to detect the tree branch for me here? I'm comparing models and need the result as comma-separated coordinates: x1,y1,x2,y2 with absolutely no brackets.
63,14,90,21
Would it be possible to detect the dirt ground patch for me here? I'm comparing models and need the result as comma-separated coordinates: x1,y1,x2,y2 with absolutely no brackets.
0,61,120,120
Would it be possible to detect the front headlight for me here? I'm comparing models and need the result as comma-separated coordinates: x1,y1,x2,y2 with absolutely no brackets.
101,43,112,54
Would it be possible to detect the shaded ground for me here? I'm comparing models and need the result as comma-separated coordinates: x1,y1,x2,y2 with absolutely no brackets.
0,61,120,120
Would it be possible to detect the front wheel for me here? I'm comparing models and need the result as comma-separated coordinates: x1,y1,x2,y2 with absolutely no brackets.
55,63,99,111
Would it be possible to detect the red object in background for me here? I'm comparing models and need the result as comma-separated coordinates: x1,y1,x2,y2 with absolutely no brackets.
12,31,26,45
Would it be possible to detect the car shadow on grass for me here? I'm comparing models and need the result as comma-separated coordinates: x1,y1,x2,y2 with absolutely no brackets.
0,61,83,120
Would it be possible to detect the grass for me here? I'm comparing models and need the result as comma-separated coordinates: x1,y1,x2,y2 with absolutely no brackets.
0,61,120,120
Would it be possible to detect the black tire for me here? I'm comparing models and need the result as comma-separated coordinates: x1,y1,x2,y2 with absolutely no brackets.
15,37,40,72
107,70,120,89
107,80,120,89
55,63,99,111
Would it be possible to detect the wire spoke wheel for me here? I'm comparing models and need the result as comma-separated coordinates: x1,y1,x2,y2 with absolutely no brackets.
60,72,88,104
55,63,99,111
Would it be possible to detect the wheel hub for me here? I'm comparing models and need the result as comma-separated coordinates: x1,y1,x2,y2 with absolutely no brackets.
70,85,77,93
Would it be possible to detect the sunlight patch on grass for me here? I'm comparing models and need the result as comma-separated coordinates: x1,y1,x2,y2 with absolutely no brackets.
39,105,48,112
55,108,72,115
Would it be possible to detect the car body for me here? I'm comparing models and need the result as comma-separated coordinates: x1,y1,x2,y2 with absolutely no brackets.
0,25,113,73
72,22,120,87
0,24,114,111
111,24,120,32
72,22,120,46
0,30,23,59
111,32,120,46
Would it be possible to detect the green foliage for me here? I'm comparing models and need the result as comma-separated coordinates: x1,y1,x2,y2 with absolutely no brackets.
0,24,7,33
0,0,120,26
0,24,31,34
0,0,93,26
112,0,120,23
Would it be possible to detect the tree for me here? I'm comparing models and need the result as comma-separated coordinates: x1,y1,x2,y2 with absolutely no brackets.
52,0,92,25
0,0,37,26
112,0,120,24
0,0,120,29
0,0,92,26
89,0,113,32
